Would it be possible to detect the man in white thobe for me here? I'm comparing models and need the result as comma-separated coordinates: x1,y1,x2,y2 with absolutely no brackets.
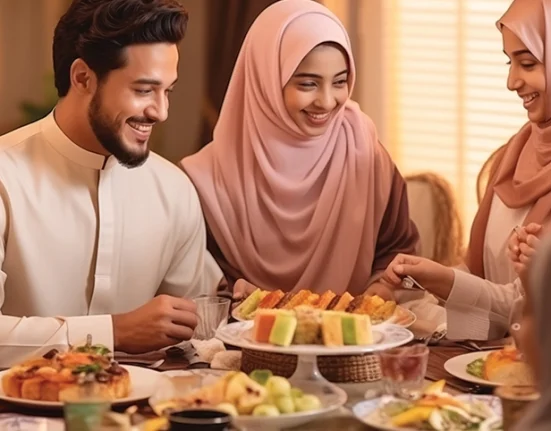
0,0,223,367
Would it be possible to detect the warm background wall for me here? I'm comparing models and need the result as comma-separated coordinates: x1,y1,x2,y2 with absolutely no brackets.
0,0,207,160
0,0,529,235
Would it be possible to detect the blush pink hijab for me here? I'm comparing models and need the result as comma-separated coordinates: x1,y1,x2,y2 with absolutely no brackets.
181,0,407,295
467,0,551,277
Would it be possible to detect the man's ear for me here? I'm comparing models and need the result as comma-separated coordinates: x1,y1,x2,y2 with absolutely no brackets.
69,58,97,95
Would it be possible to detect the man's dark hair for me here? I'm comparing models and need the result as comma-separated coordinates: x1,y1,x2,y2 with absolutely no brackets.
53,0,188,97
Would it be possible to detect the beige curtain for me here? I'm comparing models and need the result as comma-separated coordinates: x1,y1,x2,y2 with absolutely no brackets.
0,0,70,135
197,0,280,148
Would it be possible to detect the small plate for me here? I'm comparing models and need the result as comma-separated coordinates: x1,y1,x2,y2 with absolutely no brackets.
443,350,502,387
353,394,502,430
216,321,413,356
151,369,347,430
0,366,162,409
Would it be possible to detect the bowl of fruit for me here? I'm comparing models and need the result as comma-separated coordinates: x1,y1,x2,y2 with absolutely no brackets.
150,369,347,429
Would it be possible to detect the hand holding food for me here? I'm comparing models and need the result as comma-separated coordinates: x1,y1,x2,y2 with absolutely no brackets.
382,254,455,300
233,279,261,302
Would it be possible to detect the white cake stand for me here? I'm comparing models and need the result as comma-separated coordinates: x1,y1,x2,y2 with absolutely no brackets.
215,321,414,383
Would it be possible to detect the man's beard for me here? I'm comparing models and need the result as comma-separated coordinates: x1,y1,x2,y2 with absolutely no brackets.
88,90,151,168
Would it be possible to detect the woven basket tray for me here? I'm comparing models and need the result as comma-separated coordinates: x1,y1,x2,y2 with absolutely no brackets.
240,349,381,383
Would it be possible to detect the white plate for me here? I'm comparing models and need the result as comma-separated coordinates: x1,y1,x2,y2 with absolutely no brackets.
216,321,413,355
443,350,502,387
0,365,162,409
232,306,417,328
151,369,347,430
353,394,502,430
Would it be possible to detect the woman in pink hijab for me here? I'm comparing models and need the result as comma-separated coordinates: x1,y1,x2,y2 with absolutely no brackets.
383,0,551,340
180,0,418,298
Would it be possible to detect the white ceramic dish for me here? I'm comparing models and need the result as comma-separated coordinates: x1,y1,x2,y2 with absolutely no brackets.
443,350,503,387
232,305,417,328
353,394,502,430
151,369,347,430
215,321,413,356
0,365,162,409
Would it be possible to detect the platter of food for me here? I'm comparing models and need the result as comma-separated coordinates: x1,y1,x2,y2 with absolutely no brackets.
443,346,534,387
0,340,161,409
218,305,413,356
352,380,503,430
150,368,347,430
232,288,416,327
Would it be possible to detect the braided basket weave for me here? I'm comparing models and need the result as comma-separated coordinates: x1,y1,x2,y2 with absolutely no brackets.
240,349,381,383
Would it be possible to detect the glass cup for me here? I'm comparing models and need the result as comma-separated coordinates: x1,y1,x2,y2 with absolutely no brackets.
193,296,231,340
378,344,429,398
495,385,540,431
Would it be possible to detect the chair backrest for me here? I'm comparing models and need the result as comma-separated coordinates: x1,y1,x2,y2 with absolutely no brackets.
476,144,507,204
405,172,464,266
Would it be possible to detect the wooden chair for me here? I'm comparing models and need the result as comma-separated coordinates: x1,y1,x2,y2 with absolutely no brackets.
405,173,464,266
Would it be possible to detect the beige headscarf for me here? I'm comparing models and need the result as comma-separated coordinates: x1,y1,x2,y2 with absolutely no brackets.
181,0,417,294
512,232,551,431
466,0,551,277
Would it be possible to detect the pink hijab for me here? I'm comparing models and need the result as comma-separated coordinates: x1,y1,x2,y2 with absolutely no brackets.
467,0,551,277
181,0,408,295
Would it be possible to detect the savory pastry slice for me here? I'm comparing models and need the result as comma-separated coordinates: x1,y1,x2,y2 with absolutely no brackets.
483,346,534,385
1,346,131,402
312,290,336,309
327,292,354,311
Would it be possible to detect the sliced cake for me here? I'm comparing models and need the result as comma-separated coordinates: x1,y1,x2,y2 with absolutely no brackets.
257,290,285,309
321,311,344,346
293,306,322,344
238,289,269,319
252,310,279,343
341,314,373,345
252,309,297,347
269,312,297,347
327,292,354,311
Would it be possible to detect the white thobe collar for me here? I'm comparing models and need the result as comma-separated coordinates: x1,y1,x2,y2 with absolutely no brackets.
40,111,118,171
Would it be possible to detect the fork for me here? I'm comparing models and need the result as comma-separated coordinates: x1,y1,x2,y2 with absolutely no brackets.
401,275,447,305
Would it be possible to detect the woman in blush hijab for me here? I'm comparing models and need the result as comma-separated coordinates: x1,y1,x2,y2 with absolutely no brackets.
180,0,418,299
383,0,551,340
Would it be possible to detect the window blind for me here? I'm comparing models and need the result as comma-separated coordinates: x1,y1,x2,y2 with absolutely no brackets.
382,0,527,233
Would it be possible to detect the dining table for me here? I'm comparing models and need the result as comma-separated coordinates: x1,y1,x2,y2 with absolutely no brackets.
0,341,501,431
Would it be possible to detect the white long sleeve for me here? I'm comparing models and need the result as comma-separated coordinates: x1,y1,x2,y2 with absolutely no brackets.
445,267,523,340
0,113,222,368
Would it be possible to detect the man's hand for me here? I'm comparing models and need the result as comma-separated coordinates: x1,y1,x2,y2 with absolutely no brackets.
112,295,198,354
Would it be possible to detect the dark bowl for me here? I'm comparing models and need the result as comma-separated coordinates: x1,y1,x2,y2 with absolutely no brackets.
168,408,232,431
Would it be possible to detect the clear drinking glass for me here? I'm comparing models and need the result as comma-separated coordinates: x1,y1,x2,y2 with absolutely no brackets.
193,296,231,340
495,385,540,431
378,344,429,398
